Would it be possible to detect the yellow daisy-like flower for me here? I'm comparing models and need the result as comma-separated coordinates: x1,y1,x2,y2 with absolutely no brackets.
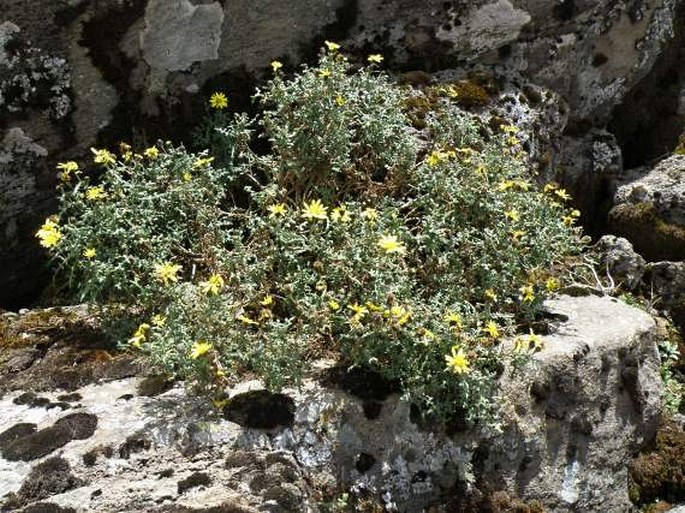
331,205,351,223
555,188,572,201
324,40,340,52
318,69,332,79
271,60,283,72
545,277,559,291
544,182,558,193
144,146,159,159
189,341,213,359
193,156,214,169
367,54,384,64
506,136,520,146
238,314,258,326
484,321,501,339
128,323,150,348
520,284,535,303
335,95,346,106
85,186,107,201
182,171,193,182
35,218,62,249
57,161,79,182
445,346,471,374
426,151,444,167
388,305,411,325
268,203,287,218
504,209,520,222
328,299,341,311
91,148,116,166
209,92,228,109
511,230,527,241
83,247,97,259
348,303,369,318
527,331,544,351
154,262,182,285
302,199,328,220
377,234,406,254
500,124,518,133
199,274,224,295
361,208,378,222
152,314,166,327
260,294,274,307
484,289,498,301
443,311,463,329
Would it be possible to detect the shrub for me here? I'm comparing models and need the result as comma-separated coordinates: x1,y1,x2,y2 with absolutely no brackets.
40,46,584,422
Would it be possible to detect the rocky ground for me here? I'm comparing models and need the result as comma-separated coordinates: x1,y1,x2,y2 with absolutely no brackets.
0,295,680,512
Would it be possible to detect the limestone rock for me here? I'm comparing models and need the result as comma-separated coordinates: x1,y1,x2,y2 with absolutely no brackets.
0,296,661,512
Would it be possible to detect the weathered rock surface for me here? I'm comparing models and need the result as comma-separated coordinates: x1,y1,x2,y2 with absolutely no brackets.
2,0,685,308
0,295,662,512
595,234,646,290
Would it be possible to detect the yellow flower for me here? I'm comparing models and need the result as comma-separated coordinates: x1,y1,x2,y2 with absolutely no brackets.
545,277,559,291
324,40,340,52
152,314,166,327
119,142,132,160
318,69,332,78
506,136,520,146
511,230,527,241
268,203,287,218
85,186,107,201
520,284,535,303
182,171,193,182
57,161,79,182
271,60,283,72
189,341,213,359
35,218,63,249
154,262,182,285
366,301,383,312
504,209,520,222
238,314,258,325
500,124,518,133
426,151,444,167
348,303,369,318
443,311,463,329
83,247,97,259
91,148,116,166
209,92,228,109
544,182,559,193
445,346,471,374
331,205,351,223
484,321,501,339
388,305,411,325
555,188,572,201
200,274,224,295
367,54,384,64
260,294,274,306
484,289,498,301
302,199,328,220
328,299,341,311
335,95,346,106
570,209,581,218
128,323,150,348
361,208,378,222
144,146,159,159
527,331,544,351
377,234,406,254
193,156,214,169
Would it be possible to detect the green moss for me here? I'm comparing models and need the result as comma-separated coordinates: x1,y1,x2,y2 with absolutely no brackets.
629,417,685,505
608,202,685,261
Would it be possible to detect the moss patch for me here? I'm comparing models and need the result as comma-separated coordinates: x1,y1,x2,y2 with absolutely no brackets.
2,457,81,510
629,417,685,505
608,202,685,261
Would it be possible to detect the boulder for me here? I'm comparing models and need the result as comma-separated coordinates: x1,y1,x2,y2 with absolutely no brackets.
609,155,685,262
0,295,662,512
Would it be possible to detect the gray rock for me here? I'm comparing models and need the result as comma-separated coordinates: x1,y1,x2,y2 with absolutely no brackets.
614,155,685,226
645,261,685,330
595,235,646,290
0,295,661,512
